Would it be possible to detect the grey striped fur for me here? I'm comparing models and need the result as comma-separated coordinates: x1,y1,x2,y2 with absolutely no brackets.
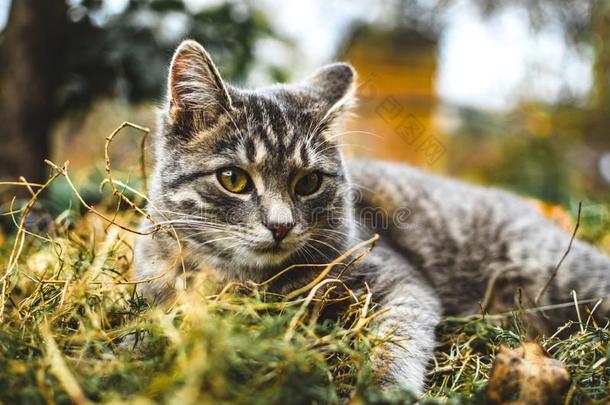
136,39,610,394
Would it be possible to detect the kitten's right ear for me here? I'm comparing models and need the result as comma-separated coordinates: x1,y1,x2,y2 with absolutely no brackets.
167,40,232,124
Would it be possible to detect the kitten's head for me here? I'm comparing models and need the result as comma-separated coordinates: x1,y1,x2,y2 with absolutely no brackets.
151,40,356,275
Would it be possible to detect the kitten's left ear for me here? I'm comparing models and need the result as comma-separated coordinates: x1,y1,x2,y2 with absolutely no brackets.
304,63,356,116
167,39,232,123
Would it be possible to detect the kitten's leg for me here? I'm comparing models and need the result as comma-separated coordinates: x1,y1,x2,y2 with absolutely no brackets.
469,199,610,321
527,231,610,317
358,246,442,395
446,207,610,326
373,287,441,395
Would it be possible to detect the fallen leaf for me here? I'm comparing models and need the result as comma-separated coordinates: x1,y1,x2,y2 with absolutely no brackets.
488,342,570,405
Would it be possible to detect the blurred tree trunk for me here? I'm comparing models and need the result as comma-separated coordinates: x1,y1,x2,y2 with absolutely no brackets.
586,0,610,188
592,0,610,118
590,0,610,154
0,0,69,192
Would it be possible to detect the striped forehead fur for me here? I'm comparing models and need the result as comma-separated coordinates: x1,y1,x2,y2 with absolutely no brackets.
161,88,348,175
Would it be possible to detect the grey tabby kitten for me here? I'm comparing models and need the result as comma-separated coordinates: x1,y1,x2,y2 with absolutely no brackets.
136,39,610,393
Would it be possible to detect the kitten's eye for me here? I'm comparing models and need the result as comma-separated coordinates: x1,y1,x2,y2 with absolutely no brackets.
294,172,322,196
216,167,252,194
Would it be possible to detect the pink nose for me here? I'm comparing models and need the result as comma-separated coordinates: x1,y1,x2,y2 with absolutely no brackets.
265,223,294,241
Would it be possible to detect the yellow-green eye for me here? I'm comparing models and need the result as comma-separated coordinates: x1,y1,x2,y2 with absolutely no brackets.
216,167,252,194
294,172,322,196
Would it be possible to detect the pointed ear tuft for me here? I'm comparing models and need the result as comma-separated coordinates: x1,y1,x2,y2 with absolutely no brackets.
305,63,356,111
168,40,232,120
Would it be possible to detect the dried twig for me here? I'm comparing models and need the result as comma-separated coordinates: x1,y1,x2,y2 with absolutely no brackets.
535,202,582,305
103,121,155,226
285,234,379,300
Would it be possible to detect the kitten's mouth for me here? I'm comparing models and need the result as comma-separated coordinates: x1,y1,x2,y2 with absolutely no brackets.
252,242,287,254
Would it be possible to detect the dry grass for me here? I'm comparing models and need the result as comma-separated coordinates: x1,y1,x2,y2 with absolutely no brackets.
0,122,608,404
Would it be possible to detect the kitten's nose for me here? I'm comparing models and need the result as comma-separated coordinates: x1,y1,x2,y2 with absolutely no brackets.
264,222,294,241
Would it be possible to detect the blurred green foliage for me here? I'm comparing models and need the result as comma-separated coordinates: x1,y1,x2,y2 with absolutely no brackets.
448,103,610,208
56,0,287,115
